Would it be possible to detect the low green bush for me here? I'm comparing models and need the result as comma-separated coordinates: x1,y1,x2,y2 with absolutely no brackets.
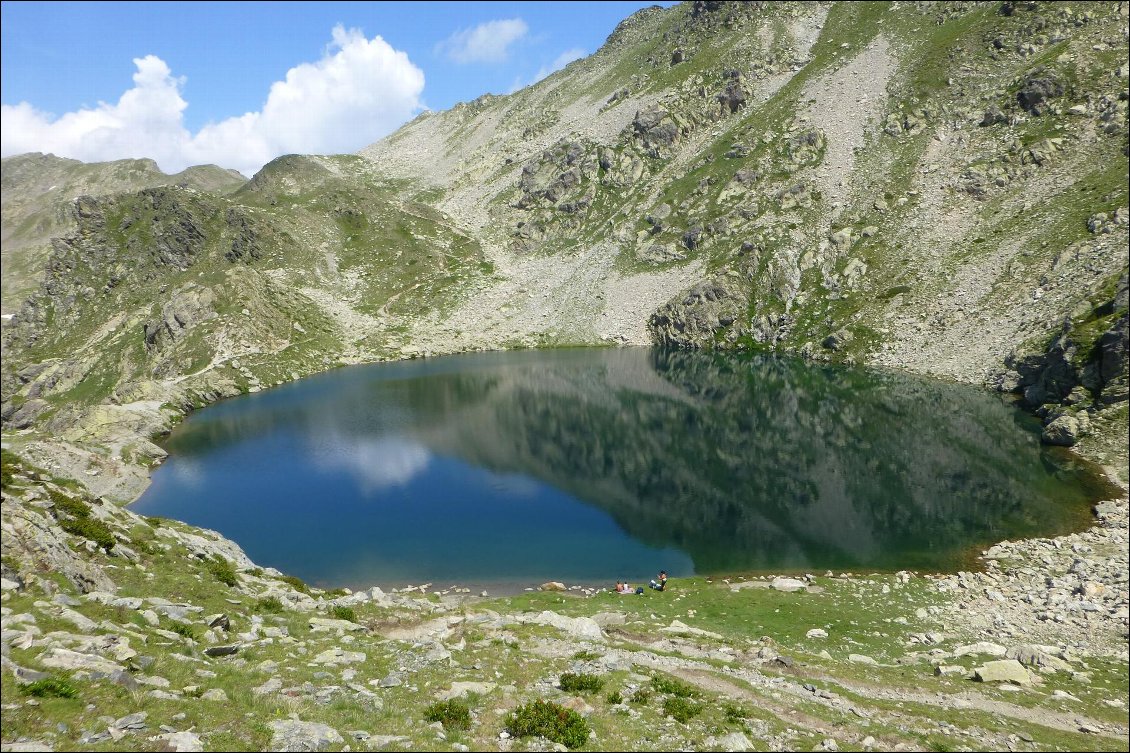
506,700,589,749
0,448,22,489
629,688,652,705
277,574,310,594
723,703,751,723
48,489,92,519
663,696,703,723
256,596,285,613
328,605,356,622
49,489,116,550
169,622,198,641
606,690,623,705
650,674,698,698
22,676,79,698
424,699,472,731
559,672,604,693
59,517,116,551
206,555,238,587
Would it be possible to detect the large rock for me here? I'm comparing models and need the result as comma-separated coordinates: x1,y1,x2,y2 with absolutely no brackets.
769,577,809,593
516,611,604,642
437,681,496,701
1017,71,1064,115
953,642,1007,658
1041,414,1083,446
267,720,343,752
38,647,123,676
309,617,366,633
150,731,203,752
974,659,1033,685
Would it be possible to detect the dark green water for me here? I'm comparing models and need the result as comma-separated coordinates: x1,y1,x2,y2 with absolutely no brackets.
131,348,1107,592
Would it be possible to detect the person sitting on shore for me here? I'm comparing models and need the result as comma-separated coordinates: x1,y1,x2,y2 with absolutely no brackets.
648,571,668,591
616,581,644,595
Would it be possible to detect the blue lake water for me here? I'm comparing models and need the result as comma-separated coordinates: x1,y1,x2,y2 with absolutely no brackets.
131,348,1109,592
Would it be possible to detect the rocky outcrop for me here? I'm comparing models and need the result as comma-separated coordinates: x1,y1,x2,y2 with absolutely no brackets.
143,285,217,352
648,278,749,349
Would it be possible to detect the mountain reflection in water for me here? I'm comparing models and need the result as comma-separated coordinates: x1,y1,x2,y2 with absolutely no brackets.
133,348,1105,589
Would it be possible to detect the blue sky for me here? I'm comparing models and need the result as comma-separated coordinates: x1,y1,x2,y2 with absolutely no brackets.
1,1,675,176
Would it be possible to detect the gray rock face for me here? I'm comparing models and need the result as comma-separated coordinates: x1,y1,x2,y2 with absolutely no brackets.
649,278,749,349
143,285,216,353
267,720,343,752
1017,71,1065,115
1,506,115,594
717,74,748,114
633,108,680,149
1098,314,1128,404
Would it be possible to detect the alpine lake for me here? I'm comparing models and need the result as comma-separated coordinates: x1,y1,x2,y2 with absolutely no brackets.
131,348,1114,594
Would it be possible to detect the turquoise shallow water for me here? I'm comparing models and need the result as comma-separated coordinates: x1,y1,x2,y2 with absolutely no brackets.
131,348,1106,592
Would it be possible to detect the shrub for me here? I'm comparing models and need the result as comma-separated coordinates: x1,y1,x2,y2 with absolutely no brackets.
256,596,285,613
424,699,472,731
572,649,599,661
1,448,23,488
277,574,310,594
663,696,703,723
506,700,590,750
206,555,239,587
170,622,198,641
22,676,79,698
48,489,92,519
629,688,652,705
49,489,116,551
650,674,698,698
606,690,623,705
559,672,604,693
724,703,750,723
59,517,116,551
328,605,356,622
248,567,264,577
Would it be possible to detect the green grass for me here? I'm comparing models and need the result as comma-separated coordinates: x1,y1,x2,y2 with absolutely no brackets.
22,676,79,699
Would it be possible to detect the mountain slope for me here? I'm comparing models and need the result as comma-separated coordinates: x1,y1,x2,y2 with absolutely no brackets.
3,1,1127,489
1,153,247,315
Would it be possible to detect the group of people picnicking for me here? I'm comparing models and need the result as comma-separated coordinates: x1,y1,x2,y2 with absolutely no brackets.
615,570,667,595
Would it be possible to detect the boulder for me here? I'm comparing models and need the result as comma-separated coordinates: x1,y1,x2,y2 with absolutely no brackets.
437,681,496,701
974,659,1033,685
769,577,809,592
953,642,1007,658
1017,72,1064,115
267,720,343,752
150,731,204,752
1041,414,1082,446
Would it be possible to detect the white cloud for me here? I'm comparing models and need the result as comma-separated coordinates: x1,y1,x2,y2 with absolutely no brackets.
508,47,588,94
313,436,432,493
0,25,424,177
534,47,586,83
436,18,528,64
